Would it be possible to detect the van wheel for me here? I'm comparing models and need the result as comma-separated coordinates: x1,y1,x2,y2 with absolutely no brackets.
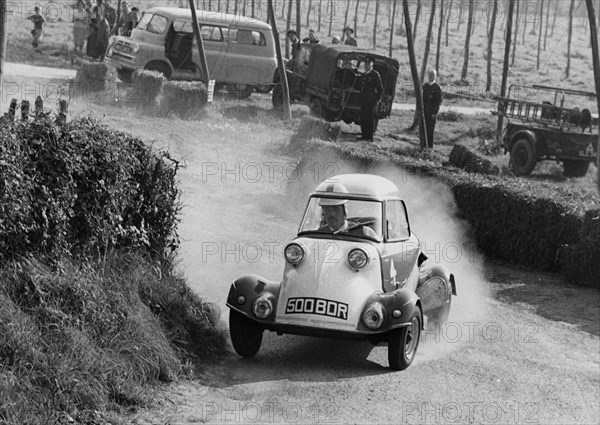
562,160,590,177
145,62,172,79
509,138,537,176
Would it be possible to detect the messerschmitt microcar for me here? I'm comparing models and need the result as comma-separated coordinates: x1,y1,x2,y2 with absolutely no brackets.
226,174,457,370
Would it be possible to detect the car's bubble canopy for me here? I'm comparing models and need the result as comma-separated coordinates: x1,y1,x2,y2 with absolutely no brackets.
314,174,402,201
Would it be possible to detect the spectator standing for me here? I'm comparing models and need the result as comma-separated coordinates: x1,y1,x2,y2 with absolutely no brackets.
87,5,110,61
72,0,90,56
302,29,320,43
27,7,45,48
103,0,117,33
287,30,301,62
115,1,138,36
358,56,383,141
422,69,443,148
344,27,357,46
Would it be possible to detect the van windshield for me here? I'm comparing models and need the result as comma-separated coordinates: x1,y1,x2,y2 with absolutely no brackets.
137,13,169,34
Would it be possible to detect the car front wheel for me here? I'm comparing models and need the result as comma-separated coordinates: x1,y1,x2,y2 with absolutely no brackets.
388,309,421,371
229,310,263,357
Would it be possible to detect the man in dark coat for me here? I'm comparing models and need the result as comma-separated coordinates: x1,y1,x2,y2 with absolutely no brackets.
422,69,443,148
344,27,357,46
358,56,383,141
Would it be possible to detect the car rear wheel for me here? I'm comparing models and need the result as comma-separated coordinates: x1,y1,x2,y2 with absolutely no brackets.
509,138,537,175
388,309,421,370
562,160,590,177
229,310,263,357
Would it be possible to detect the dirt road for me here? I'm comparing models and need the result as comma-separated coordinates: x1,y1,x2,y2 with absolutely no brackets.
2,65,598,425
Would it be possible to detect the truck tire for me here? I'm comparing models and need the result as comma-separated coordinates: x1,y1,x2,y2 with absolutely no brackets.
509,138,537,176
145,62,172,80
562,160,590,177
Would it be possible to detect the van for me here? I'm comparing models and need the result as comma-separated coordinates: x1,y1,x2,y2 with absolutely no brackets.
105,7,278,98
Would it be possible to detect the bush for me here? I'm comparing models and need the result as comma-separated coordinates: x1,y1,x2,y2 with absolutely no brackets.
289,116,341,151
0,115,181,263
448,144,501,175
161,81,208,119
74,62,117,94
562,209,600,288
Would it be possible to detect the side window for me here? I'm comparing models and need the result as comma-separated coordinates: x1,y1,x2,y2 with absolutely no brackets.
146,14,168,34
234,29,264,45
173,20,193,33
386,200,410,241
199,25,223,41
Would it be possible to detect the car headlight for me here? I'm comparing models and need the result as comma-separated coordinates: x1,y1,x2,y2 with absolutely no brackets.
363,303,385,330
285,243,304,265
348,248,369,269
252,295,274,319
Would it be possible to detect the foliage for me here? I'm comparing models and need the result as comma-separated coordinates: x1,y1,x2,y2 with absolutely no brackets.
0,253,225,424
132,70,166,110
160,82,208,120
0,115,181,263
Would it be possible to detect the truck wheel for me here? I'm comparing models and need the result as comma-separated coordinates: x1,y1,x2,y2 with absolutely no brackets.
145,62,172,80
388,309,421,371
272,84,283,110
229,310,263,357
562,160,590,177
509,138,537,175
117,68,133,83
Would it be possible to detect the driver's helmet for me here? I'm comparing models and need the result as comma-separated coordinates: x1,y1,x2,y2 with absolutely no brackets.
317,181,349,206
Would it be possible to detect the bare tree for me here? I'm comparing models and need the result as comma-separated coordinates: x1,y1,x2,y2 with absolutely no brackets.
536,0,544,69
435,0,445,73
343,0,351,37
373,0,380,49
511,0,519,66
354,0,360,37
286,0,292,58
329,0,333,36
389,0,398,56
0,0,6,90
521,2,528,44
445,0,453,46
550,0,558,36
364,0,370,23
403,0,427,149
544,0,551,50
413,0,422,40
584,0,600,191
412,0,437,129
318,0,322,32
496,0,516,144
455,0,464,31
486,0,498,92
296,0,301,39
566,0,575,78
306,0,312,26
268,0,292,120
460,0,474,80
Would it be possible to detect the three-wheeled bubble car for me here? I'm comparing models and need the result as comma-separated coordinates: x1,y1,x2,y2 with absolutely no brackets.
226,174,457,370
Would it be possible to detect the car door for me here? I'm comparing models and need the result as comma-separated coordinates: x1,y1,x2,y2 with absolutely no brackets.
379,199,420,293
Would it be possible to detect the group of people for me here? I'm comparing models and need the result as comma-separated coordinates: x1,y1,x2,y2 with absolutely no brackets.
287,26,358,50
27,0,139,61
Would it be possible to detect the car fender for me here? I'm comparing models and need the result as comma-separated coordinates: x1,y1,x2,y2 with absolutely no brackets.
358,289,423,332
416,264,456,317
226,275,282,322
506,129,541,155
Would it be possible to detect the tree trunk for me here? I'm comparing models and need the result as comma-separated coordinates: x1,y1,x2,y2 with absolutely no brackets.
412,0,437,129
354,0,360,37
413,0,421,40
373,0,380,49
521,2,527,44
318,0,322,32
286,0,292,58
329,0,333,36
435,0,445,74
550,0,558,36
456,0,463,31
536,0,544,69
566,0,575,78
189,0,210,84
486,0,498,92
511,0,519,65
584,0,600,192
306,0,312,27
343,0,351,38
296,0,301,38
496,0,515,144
268,0,292,120
0,0,7,91
364,0,370,23
460,0,474,80
445,0,453,46
403,0,427,149
544,0,551,50
390,0,398,56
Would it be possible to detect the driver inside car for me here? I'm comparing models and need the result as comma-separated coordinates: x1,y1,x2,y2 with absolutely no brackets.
317,198,379,238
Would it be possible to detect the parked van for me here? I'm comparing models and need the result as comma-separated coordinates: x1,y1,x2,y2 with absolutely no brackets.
105,7,277,98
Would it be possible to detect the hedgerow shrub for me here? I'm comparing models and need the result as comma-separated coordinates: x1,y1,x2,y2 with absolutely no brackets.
0,115,180,262
132,69,165,109
161,81,208,119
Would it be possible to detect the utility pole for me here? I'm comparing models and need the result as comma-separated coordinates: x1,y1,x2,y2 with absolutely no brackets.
189,0,210,85
585,0,600,192
268,0,292,120
0,0,7,97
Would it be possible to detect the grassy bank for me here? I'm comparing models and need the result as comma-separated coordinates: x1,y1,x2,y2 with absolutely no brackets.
0,114,226,424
